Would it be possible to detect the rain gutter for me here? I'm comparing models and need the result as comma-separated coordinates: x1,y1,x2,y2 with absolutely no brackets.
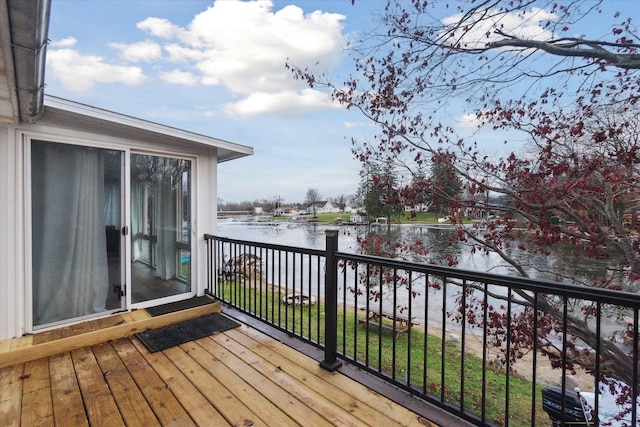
7,0,50,123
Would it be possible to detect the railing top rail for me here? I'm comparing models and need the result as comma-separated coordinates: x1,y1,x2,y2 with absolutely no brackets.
205,233,640,308
337,250,640,308
205,234,325,257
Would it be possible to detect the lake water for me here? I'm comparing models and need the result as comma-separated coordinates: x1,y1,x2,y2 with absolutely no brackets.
217,218,618,283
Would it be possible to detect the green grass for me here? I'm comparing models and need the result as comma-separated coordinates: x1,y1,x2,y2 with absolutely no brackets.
217,281,551,426
399,211,442,223
267,211,483,225
310,212,345,222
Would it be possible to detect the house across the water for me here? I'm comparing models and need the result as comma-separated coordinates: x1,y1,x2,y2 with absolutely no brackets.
0,1,253,340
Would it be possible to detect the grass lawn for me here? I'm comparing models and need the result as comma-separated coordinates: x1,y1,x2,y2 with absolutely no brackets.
218,282,551,426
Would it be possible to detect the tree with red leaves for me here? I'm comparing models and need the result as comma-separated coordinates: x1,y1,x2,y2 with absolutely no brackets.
289,0,640,401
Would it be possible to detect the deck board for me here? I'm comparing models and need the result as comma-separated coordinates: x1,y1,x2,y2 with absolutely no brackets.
71,347,124,427
130,339,232,426
112,338,195,427
0,365,24,427
208,333,369,427
180,339,303,427
224,327,408,426
0,310,442,427
92,342,161,427
20,359,53,427
20,385,53,426
163,344,265,426
234,326,433,426
49,353,88,427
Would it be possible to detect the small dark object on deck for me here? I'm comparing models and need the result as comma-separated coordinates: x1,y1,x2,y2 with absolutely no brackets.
136,313,240,353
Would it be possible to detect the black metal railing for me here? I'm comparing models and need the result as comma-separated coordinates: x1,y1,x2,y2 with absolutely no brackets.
205,234,326,348
205,231,640,426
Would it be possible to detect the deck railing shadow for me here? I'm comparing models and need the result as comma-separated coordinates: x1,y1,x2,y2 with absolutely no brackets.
205,231,640,426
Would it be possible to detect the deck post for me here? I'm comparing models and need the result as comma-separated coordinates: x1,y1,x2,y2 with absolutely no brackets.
320,229,342,371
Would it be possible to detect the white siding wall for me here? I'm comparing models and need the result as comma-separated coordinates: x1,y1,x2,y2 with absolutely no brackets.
0,126,25,340
195,149,218,298
0,126,13,340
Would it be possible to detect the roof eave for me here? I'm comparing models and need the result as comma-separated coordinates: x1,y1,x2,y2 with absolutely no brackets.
43,95,254,162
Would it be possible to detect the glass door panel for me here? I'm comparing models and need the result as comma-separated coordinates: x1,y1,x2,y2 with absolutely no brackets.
31,140,124,327
130,154,191,303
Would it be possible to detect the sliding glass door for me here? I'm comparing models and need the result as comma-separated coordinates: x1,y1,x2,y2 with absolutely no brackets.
31,140,124,327
30,142,193,328
130,153,192,304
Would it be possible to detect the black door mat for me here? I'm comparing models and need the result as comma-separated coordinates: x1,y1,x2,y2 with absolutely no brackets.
145,296,217,317
136,313,241,353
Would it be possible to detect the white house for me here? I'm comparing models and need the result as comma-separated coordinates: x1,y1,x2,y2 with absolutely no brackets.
274,206,299,216
349,213,364,224
310,201,341,214
0,1,252,340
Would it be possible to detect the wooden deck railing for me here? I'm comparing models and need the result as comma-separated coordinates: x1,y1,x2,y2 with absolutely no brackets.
205,231,640,426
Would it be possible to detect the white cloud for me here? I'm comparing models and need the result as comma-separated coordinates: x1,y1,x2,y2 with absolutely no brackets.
110,40,162,62
223,88,338,117
457,112,487,128
46,48,146,92
343,121,366,129
50,37,77,48
164,44,209,63
140,0,347,116
46,1,348,115
159,69,198,85
442,7,557,49
137,17,181,39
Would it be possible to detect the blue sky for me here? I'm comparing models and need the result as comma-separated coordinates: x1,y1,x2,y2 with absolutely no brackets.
45,0,636,204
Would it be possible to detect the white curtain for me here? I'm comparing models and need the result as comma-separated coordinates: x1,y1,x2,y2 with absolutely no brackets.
131,180,145,261
154,171,177,280
32,141,110,326
104,181,120,227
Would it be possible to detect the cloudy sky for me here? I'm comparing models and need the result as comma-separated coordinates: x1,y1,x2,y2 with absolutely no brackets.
45,0,633,204
45,0,382,204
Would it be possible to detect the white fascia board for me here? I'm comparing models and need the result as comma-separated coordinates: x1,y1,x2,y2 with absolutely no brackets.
43,95,253,162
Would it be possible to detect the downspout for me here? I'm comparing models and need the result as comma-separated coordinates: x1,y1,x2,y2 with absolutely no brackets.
8,0,50,123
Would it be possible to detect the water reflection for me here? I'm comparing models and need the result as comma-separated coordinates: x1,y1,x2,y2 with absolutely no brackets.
217,220,626,287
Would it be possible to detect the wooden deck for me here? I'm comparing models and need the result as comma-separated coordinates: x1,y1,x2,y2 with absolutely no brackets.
0,307,441,426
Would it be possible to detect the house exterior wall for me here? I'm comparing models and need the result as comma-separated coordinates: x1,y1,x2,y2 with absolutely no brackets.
275,207,298,216
0,125,24,340
0,112,220,340
317,202,341,214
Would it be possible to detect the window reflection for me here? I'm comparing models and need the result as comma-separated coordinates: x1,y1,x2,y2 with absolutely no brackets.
130,154,191,302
